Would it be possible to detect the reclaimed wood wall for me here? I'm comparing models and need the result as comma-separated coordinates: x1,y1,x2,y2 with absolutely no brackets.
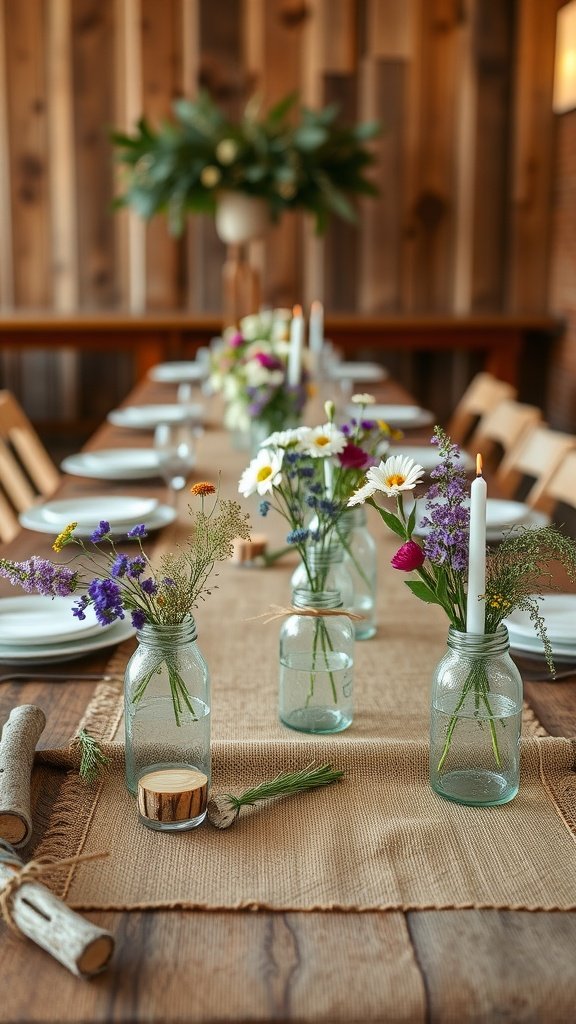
0,0,559,317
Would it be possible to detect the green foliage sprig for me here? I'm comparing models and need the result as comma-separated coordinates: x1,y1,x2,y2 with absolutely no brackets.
112,90,380,235
207,762,344,829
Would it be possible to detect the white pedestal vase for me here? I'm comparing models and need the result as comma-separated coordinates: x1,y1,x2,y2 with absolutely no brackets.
215,192,271,324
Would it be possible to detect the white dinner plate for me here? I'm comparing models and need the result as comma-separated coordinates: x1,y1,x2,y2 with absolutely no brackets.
40,495,158,528
61,448,163,481
505,594,576,644
388,445,475,473
0,616,136,665
19,502,176,538
412,496,549,541
149,361,208,383
359,405,435,430
484,499,531,530
108,403,204,430
331,362,388,383
506,632,576,663
0,596,108,645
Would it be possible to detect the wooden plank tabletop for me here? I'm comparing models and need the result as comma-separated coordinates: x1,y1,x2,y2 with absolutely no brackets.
0,373,575,1024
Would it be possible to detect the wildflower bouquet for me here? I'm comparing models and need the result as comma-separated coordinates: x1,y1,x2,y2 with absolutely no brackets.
238,404,360,590
348,427,576,790
239,407,360,727
210,309,309,436
0,483,251,724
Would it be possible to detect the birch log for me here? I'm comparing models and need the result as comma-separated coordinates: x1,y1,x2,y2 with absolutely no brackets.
0,704,46,846
0,840,114,977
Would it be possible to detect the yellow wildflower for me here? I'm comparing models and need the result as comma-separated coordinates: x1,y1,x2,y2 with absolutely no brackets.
52,522,78,552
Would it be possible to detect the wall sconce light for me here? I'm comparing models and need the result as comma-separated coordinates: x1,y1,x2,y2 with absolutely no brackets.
554,1,576,114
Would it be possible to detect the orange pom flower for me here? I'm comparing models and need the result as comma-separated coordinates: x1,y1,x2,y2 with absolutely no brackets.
190,481,216,496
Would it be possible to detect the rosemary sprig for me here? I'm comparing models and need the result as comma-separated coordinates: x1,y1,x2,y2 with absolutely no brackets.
72,729,109,784
207,762,344,829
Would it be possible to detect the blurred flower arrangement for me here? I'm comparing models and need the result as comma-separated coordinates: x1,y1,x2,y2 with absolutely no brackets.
210,308,309,435
112,90,380,235
0,484,250,724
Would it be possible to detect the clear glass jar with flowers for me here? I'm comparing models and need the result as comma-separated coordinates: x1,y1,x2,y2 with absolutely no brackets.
347,427,576,806
238,405,391,731
0,483,251,826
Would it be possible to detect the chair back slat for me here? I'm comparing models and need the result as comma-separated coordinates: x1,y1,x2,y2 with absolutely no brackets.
469,399,543,467
496,426,576,510
0,390,60,542
448,372,517,445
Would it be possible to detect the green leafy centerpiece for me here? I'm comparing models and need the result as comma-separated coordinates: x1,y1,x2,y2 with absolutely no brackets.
112,90,380,235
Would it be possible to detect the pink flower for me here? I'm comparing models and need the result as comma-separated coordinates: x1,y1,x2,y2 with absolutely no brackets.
254,351,282,370
338,442,375,470
391,540,425,571
229,332,244,348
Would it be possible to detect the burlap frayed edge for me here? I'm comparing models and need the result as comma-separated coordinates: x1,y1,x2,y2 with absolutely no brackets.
65,898,576,914
31,642,129,901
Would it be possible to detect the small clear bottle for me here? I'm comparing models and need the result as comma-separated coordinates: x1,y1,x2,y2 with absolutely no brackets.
337,507,377,639
124,617,211,830
279,587,355,733
429,625,522,806
290,543,354,610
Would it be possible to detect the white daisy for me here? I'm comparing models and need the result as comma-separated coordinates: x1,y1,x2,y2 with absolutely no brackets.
238,448,284,497
347,454,425,505
300,423,347,458
259,427,309,449
351,393,376,405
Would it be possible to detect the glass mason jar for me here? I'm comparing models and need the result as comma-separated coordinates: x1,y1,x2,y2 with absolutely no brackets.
337,507,377,640
290,543,354,610
279,587,355,734
124,617,211,829
430,625,522,807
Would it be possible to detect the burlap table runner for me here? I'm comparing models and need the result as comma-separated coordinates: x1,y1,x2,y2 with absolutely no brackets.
27,416,576,912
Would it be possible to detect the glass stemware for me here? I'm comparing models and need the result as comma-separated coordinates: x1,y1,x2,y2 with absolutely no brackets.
154,422,197,499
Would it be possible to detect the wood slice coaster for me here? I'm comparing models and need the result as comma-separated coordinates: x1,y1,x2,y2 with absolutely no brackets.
137,768,208,826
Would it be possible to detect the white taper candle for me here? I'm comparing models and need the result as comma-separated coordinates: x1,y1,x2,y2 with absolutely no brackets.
466,453,487,634
287,304,304,387
309,300,324,355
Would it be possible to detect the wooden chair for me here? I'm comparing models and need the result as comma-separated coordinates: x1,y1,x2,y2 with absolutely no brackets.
0,390,60,543
447,372,518,445
468,398,543,468
533,448,576,520
496,425,576,509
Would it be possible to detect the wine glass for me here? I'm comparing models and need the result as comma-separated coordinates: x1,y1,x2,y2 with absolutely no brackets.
154,422,197,502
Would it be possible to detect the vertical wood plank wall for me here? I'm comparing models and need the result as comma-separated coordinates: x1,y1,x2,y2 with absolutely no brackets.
0,0,559,318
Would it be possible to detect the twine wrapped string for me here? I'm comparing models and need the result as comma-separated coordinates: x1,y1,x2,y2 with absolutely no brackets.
247,604,364,625
0,849,109,935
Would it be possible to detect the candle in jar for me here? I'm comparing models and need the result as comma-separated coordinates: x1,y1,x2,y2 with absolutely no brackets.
466,453,487,634
309,299,324,355
287,304,304,386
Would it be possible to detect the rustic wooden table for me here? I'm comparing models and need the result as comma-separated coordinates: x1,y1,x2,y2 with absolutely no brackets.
0,373,575,1024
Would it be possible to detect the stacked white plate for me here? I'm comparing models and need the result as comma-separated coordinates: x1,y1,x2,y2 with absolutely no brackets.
353,404,435,430
61,448,163,481
108,403,204,430
504,594,576,664
19,495,176,537
330,362,388,384
149,361,208,384
388,444,475,474
0,595,135,665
